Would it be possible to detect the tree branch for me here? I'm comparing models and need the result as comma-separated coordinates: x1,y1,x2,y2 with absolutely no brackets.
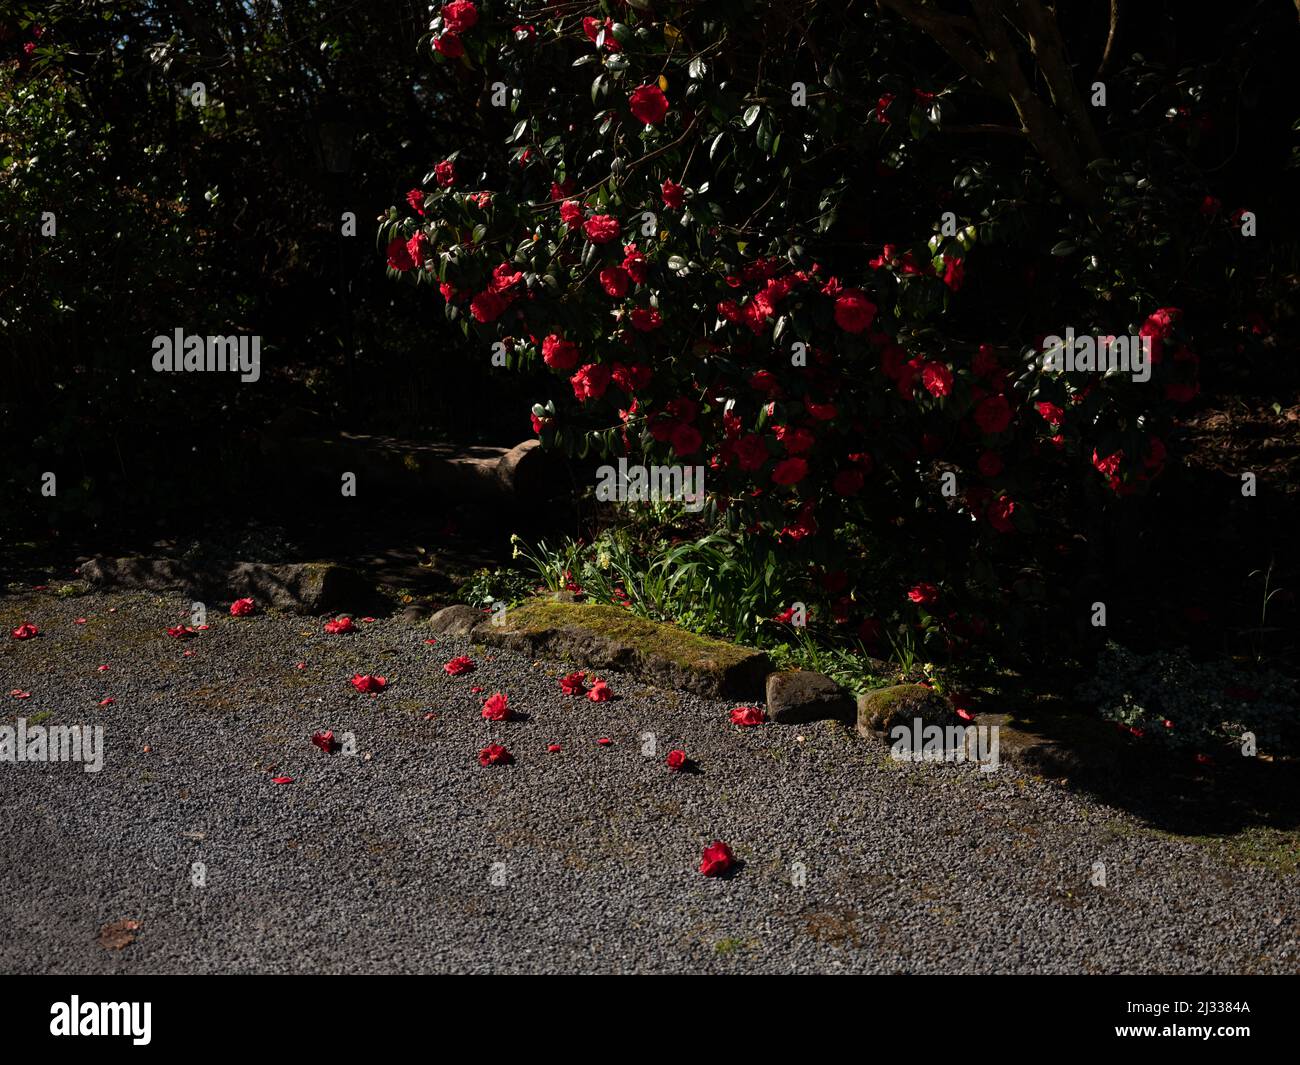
1012,0,1106,162
1098,0,1120,78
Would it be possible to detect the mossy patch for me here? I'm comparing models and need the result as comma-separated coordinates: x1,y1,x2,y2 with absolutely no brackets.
1105,818,1300,877
494,598,759,672
856,684,957,735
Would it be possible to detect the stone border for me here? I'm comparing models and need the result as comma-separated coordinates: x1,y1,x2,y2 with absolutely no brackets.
470,597,771,700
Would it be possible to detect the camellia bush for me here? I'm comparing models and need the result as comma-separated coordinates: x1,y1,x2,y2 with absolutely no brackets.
383,1,1280,657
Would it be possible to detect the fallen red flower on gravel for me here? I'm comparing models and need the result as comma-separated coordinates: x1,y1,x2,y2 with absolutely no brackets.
547,743,562,753
699,841,735,877
97,665,109,673
666,749,688,771
729,706,766,726
324,617,356,635
444,655,476,676
270,776,294,785
350,673,388,694
166,625,196,639
597,737,613,746
479,743,512,766
311,730,336,754
74,618,87,625
586,679,613,702
229,598,256,617
481,692,510,721
559,671,587,695
99,697,115,707
10,623,38,640
10,689,31,700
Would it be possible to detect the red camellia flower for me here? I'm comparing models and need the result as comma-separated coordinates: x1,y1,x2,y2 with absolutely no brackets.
622,244,649,282
942,254,965,291
629,307,662,331
444,655,476,676
434,159,456,187
587,679,613,702
987,495,1017,533
774,425,814,455
10,622,39,640
666,749,688,771
1035,400,1064,426
441,1,477,33
599,266,630,297
921,362,953,397
542,334,579,371
628,84,669,125
661,179,685,209
833,289,877,333
729,706,766,726
583,214,621,244
406,188,426,215
583,16,620,52
311,730,337,755
907,582,939,605
350,673,388,694
478,743,512,767
559,199,584,228
560,671,587,695
571,363,611,402
433,32,463,58
324,616,356,635
387,237,414,272
974,394,1012,434
470,289,508,323
671,423,703,456
771,457,808,486
230,598,255,617
699,840,735,877
406,232,430,268
481,692,510,721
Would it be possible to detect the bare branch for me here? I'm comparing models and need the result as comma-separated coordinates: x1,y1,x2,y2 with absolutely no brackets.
1098,0,1120,78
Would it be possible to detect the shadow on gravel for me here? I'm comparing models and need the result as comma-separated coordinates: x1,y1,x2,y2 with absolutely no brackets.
991,674,1300,867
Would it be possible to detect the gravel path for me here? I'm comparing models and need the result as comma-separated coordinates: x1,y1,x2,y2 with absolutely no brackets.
1,591,1295,974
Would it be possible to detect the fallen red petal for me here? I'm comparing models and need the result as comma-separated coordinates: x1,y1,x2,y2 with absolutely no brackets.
699,840,736,877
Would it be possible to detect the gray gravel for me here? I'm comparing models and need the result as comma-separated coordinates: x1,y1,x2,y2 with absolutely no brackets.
1,591,1296,974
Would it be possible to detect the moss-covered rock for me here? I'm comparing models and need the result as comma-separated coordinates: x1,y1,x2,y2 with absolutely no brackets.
472,597,770,699
856,684,958,739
